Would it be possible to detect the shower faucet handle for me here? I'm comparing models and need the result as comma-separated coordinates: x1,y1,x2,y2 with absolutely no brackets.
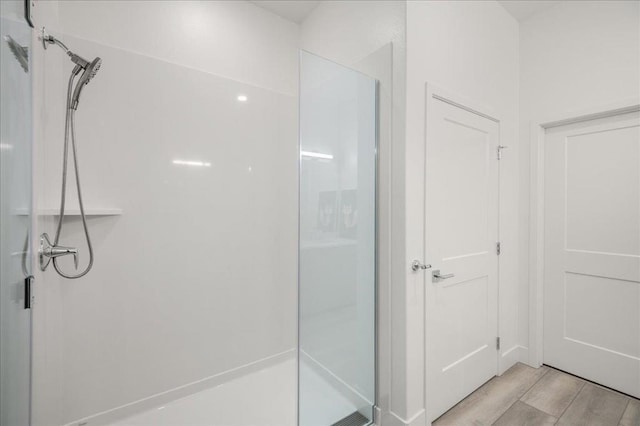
39,233,79,271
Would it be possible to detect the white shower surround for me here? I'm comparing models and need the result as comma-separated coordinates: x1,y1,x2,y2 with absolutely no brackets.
31,1,299,424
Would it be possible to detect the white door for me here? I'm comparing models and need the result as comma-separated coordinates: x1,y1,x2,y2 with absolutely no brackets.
544,110,640,398
425,92,500,422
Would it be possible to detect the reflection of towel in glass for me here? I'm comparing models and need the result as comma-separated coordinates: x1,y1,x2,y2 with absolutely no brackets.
339,189,357,239
317,191,337,232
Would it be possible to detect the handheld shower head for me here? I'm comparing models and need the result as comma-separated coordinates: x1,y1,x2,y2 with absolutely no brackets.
71,56,102,110
40,29,102,110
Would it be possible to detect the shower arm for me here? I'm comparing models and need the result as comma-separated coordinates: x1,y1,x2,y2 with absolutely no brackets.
40,27,70,54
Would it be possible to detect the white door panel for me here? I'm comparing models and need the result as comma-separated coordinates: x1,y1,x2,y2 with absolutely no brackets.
425,95,500,422
544,111,640,398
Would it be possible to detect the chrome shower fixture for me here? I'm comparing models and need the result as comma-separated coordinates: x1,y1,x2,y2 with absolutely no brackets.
40,27,69,52
71,56,102,109
39,27,102,279
40,27,102,109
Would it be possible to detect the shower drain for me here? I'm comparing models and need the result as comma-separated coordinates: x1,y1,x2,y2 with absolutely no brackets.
331,411,370,426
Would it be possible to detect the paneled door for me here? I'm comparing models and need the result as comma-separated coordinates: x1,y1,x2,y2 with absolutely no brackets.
424,90,500,422
544,110,640,398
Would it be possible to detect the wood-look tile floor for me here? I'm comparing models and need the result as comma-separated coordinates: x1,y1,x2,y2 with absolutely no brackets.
434,363,640,426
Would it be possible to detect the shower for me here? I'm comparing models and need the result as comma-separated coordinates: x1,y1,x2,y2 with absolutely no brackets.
38,29,101,279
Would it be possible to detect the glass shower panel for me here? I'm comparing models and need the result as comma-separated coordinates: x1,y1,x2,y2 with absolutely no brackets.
0,3,33,425
299,51,377,426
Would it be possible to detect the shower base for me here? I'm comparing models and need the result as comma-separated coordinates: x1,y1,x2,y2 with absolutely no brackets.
108,358,296,426
107,356,361,426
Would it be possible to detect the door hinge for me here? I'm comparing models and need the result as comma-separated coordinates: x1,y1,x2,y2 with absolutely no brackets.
497,145,508,160
24,275,33,309
496,242,501,255
496,337,501,350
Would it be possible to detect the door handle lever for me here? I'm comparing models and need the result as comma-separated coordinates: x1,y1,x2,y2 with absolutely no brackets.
432,269,455,282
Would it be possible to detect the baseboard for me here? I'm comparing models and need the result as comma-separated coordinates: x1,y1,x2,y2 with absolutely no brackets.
522,344,543,369
380,409,426,426
500,345,529,374
374,405,383,425
378,347,530,426
64,349,295,426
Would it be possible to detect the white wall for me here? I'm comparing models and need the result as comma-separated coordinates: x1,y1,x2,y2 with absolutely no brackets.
30,1,299,424
54,0,299,96
404,1,520,424
519,0,640,365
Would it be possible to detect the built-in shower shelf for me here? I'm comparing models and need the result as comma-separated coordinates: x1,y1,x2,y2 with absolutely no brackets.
14,207,123,216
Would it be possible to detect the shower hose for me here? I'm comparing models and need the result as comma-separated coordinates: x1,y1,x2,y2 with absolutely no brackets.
52,67,94,278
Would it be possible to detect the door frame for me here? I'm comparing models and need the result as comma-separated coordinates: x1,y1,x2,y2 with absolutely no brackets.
527,98,640,368
423,83,502,422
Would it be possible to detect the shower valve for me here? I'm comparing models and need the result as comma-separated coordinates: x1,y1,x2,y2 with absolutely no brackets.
39,233,79,271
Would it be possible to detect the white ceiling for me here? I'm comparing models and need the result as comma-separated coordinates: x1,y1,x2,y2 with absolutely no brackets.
252,0,560,25
498,1,560,22
250,1,321,24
